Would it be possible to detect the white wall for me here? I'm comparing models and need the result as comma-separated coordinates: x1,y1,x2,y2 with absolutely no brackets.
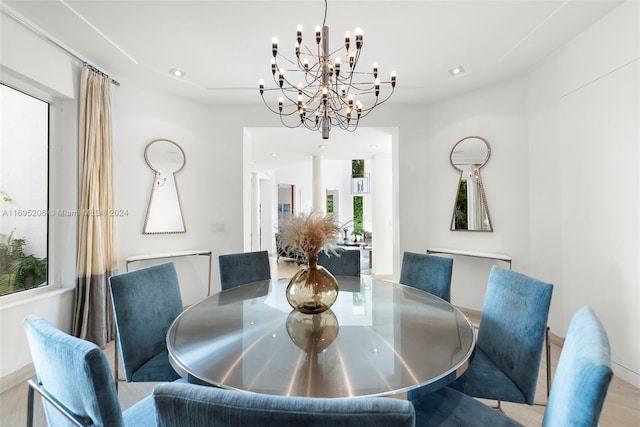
372,151,393,274
400,78,531,310
322,159,353,228
111,81,250,304
528,0,639,385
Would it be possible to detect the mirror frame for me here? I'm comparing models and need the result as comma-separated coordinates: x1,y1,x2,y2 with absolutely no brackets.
143,138,187,234
449,136,493,232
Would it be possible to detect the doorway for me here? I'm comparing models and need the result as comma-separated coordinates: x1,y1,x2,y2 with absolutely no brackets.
278,184,294,229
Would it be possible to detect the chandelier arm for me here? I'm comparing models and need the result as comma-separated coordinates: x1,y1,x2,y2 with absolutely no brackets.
260,94,287,115
278,115,304,129
301,43,319,58
302,115,321,131
327,46,344,58
329,113,353,131
276,53,300,68
355,89,395,119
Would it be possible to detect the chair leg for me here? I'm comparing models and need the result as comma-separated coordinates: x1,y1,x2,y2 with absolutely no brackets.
546,326,551,397
114,333,119,392
534,326,552,407
27,380,35,427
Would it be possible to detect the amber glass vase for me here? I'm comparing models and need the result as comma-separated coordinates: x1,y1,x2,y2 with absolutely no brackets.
286,254,339,314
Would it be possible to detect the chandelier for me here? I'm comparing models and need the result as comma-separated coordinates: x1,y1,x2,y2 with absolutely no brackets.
259,0,396,139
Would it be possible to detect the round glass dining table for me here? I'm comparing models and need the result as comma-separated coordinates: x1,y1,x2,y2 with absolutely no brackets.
167,276,475,398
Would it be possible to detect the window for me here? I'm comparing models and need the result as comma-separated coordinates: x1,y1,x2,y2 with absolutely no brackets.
0,83,49,296
352,159,364,241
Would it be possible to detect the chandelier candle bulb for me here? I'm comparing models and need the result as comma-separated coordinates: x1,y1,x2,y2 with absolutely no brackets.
258,0,395,138
355,27,363,49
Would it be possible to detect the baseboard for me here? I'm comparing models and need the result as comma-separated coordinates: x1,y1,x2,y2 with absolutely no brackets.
0,363,34,394
612,361,640,388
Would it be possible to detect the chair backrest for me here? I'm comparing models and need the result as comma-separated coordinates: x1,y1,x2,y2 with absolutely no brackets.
109,262,184,381
543,306,613,427
153,382,415,427
399,252,453,302
218,250,271,291
318,249,361,277
478,265,553,405
24,316,125,427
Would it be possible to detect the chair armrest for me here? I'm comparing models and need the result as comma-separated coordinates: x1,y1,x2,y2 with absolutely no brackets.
28,379,87,427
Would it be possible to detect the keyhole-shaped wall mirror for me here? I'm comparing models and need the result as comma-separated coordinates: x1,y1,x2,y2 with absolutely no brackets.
450,136,493,232
143,139,186,234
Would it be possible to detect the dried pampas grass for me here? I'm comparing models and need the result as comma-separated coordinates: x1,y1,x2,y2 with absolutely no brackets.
279,212,342,258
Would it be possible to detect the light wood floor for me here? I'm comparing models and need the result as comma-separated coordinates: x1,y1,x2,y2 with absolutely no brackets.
2,258,638,426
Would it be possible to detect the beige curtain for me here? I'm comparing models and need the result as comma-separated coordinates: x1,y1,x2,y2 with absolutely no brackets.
72,67,117,347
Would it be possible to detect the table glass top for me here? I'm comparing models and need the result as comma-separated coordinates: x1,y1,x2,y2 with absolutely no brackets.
167,276,475,398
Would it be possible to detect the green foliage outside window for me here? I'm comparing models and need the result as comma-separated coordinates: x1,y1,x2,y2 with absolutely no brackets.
453,180,468,229
351,159,365,239
352,196,363,237
352,159,365,177
0,230,47,296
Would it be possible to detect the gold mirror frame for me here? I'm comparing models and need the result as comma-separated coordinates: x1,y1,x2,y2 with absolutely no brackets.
143,139,187,234
449,136,493,232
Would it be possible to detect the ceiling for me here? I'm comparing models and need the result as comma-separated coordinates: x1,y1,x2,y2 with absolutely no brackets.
2,0,622,169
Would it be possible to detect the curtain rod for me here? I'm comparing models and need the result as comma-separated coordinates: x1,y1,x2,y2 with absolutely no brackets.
1,6,120,86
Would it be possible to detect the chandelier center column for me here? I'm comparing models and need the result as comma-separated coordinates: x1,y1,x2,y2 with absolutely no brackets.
321,25,330,139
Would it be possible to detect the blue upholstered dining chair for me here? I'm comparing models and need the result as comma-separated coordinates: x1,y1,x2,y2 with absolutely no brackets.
443,266,553,408
218,250,271,291
318,248,361,277
153,382,415,427
109,262,183,389
24,315,156,427
409,306,613,427
399,251,453,302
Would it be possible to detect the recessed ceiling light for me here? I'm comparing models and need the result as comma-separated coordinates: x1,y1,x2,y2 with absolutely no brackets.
370,144,378,149
169,68,186,78
270,153,278,157
319,144,327,149
448,66,465,77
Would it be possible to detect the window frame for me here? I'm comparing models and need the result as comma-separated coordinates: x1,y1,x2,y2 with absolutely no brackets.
0,80,56,302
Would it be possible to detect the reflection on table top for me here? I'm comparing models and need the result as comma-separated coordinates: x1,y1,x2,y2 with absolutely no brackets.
167,276,475,398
